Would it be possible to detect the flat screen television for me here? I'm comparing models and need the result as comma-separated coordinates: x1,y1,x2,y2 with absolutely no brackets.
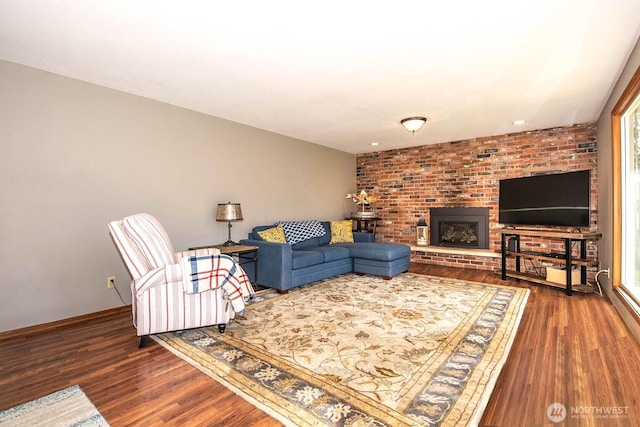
498,170,591,227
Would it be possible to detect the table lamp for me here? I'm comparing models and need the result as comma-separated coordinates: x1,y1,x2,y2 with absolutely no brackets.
216,202,243,246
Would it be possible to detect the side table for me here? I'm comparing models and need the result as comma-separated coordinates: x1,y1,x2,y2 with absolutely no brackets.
350,216,380,235
189,244,259,285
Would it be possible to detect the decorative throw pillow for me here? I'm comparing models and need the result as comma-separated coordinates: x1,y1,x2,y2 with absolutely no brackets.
277,220,326,245
257,224,287,243
329,220,354,244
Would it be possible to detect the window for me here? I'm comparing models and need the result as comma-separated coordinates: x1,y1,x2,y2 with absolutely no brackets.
613,65,640,315
621,97,640,302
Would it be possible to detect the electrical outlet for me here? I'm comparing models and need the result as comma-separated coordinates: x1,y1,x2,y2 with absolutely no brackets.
107,276,116,288
605,268,610,278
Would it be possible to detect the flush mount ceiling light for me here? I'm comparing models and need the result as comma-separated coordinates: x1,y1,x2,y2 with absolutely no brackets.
401,117,427,134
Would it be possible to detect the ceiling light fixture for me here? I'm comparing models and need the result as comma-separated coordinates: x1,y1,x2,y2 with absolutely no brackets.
401,117,427,134
512,119,527,125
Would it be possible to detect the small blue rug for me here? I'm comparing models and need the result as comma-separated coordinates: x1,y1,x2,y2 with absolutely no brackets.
0,385,109,426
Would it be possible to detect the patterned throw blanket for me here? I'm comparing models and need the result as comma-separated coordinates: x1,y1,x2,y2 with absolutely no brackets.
181,254,254,314
276,220,326,244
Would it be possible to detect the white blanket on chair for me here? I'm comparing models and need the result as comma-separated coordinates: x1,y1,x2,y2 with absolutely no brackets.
181,254,253,314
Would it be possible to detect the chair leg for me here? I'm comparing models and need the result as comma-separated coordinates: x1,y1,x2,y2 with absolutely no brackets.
138,335,150,348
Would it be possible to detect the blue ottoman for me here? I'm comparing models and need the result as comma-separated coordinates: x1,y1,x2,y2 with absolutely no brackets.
341,242,411,279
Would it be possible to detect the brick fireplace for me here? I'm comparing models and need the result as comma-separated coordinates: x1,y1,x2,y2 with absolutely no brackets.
355,123,599,270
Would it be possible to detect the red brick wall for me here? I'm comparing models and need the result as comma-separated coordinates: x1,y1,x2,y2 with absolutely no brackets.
355,123,598,271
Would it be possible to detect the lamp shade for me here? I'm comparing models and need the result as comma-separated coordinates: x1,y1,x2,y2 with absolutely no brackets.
401,117,427,134
216,202,243,221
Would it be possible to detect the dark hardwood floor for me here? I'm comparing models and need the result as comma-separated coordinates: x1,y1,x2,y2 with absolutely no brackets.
1,264,639,426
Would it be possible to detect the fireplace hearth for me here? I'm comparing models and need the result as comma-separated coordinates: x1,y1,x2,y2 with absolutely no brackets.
430,207,489,249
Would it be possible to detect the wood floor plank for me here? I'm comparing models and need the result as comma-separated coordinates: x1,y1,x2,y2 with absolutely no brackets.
1,264,639,426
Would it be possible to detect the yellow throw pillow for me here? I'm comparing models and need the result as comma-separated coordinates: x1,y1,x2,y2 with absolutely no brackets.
257,224,287,243
329,220,354,244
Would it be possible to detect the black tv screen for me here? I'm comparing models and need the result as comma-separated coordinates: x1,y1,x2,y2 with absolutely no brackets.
499,170,591,227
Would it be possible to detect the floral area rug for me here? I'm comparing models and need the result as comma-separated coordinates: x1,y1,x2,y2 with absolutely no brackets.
153,273,529,426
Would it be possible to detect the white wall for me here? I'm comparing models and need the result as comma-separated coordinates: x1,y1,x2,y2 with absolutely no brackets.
596,36,640,341
0,60,356,332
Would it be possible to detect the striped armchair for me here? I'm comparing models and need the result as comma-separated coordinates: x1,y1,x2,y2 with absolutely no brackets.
108,213,254,346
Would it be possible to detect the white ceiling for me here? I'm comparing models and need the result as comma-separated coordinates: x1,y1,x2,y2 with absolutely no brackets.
1,1,640,154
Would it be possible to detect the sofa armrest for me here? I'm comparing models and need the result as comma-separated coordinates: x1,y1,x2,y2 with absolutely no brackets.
353,232,374,243
239,238,293,290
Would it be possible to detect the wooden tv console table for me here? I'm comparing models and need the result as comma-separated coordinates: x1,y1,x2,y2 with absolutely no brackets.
497,228,602,296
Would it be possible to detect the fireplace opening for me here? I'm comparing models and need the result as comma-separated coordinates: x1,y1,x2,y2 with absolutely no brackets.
430,207,489,249
439,221,479,247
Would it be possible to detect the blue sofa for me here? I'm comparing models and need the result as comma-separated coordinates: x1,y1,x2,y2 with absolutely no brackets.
239,221,411,293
